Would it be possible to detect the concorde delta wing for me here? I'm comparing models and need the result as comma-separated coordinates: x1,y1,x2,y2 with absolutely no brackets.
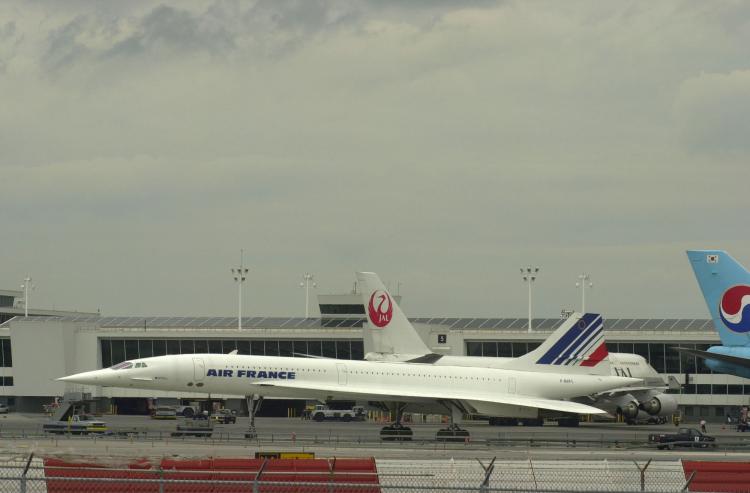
251,379,608,416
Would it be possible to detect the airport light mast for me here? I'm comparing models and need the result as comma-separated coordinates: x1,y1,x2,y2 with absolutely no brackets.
20,276,34,317
521,267,539,332
299,273,317,318
576,273,593,312
231,250,249,331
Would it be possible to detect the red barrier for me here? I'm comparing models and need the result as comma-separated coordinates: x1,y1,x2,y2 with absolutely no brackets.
43,457,381,493
160,459,213,493
208,459,260,492
683,461,750,493
44,458,144,493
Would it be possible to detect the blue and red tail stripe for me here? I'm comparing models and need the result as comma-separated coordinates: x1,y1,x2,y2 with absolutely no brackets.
536,314,607,366
580,342,609,367
553,318,603,365
562,320,605,365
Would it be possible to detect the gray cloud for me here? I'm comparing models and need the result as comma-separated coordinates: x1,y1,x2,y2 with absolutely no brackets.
105,5,236,59
41,15,91,73
0,0,749,318
36,0,505,73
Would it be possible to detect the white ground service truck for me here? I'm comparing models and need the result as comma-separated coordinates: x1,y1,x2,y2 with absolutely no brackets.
312,405,366,422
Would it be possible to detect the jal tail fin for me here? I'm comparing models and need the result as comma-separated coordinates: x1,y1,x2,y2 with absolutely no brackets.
686,250,750,347
500,313,610,375
356,272,431,356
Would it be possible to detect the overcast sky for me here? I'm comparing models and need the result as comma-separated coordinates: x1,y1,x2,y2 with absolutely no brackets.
1,1,749,319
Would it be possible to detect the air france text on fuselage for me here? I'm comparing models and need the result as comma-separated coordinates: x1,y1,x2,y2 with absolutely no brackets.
206,369,296,379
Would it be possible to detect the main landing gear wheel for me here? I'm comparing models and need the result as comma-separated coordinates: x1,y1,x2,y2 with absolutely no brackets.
436,423,470,442
436,400,471,442
379,402,412,441
380,423,413,441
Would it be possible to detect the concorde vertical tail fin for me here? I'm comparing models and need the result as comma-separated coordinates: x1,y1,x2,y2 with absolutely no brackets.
356,272,431,356
499,312,611,375
687,250,750,347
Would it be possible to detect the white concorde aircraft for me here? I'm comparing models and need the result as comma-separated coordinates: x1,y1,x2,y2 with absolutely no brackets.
59,276,639,440
358,272,677,426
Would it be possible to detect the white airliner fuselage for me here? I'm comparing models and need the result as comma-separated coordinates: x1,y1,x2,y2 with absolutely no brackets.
60,353,639,418
367,352,673,420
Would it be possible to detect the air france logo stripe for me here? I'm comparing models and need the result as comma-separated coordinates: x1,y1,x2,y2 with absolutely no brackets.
540,314,597,365
537,314,605,366
536,319,589,365
555,322,600,365
561,316,603,365
561,319,604,365
564,331,604,366
580,342,609,367
552,316,602,365
564,325,602,363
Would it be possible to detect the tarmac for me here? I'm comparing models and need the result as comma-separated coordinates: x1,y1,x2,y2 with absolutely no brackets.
1,414,749,461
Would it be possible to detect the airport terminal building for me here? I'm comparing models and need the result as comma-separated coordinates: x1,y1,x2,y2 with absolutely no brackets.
0,291,746,421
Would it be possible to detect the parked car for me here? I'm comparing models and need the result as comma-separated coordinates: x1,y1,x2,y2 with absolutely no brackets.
175,405,200,418
43,415,108,435
0,404,8,414
151,406,177,420
210,409,237,424
649,428,716,450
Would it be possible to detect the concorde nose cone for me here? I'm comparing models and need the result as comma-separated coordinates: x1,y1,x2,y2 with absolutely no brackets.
57,370,101,384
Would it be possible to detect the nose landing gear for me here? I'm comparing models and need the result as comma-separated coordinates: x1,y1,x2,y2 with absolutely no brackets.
244,394,264,439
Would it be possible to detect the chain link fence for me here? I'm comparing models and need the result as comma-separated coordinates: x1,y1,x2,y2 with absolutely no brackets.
0,477,708,493
0,453,712,493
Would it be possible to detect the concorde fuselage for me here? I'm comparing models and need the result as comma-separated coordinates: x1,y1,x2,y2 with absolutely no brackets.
60,353,634,405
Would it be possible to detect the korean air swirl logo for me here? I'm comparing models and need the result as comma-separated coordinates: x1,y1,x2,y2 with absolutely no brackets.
368,290,393,328
719,285,750,333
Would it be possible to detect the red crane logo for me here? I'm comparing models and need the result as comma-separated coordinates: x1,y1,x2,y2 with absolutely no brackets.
368,290,393,328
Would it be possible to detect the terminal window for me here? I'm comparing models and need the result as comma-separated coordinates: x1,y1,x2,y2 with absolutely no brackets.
466,341,535,358
0,339,10,367
319,304,366,315
100,338,364,367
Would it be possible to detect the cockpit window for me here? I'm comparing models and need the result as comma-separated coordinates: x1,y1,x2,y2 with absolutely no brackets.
134,362,148,368
110,361,133,370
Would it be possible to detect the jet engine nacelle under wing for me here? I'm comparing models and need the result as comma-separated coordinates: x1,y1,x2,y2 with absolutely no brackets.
597,393,640,419
620,397,640,420
640,393,677,416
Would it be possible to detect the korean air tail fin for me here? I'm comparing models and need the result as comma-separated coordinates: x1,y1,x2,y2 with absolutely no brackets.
499,313,611,375
356,272,432,356
686,250,750,347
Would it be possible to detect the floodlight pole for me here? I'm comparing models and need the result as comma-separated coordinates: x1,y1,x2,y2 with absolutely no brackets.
231,250,249,331
20,276,34,317
576,273,593,312
521,267,539,332
299,273,316,318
